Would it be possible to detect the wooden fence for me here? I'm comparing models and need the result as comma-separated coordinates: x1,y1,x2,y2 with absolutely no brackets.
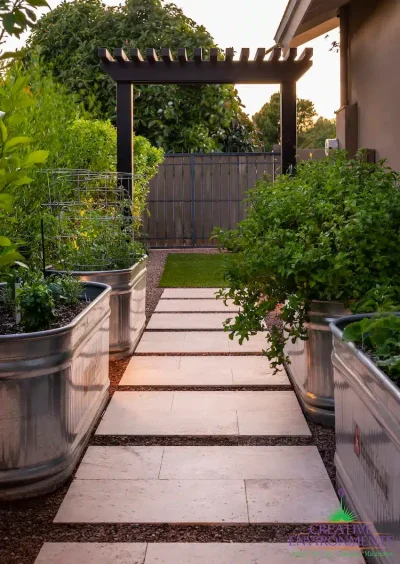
142,152,279,247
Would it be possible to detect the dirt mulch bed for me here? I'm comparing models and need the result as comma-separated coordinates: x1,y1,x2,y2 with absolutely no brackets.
0,249,340,564
91,435,314,447
117,385,293,392
0,301,88,335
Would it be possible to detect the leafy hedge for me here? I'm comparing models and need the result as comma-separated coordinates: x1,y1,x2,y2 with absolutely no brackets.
1,66,163,267
216,151,400,368
26,0,258,152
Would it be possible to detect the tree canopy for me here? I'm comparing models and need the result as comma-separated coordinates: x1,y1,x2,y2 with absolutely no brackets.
26,0,257,153
253,92,335,150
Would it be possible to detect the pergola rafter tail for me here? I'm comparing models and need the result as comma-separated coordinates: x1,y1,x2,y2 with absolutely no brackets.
97,46,314,194
98,47,313,84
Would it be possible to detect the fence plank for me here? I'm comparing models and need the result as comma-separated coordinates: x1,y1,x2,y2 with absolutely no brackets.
143,152,277,247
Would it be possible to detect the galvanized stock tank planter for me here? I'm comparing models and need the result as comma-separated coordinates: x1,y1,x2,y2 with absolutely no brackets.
0,282,111,500
330,315,400,563
284,301,349,426
48,256,147,360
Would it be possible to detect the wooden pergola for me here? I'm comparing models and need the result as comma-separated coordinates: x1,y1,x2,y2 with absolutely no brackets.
98,46,313,196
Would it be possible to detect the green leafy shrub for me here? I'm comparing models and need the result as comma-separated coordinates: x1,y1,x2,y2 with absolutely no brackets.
26,0,257,152
1,66,162,268
62,118,117,172
55,209,146,271
46,275,83,306
215,151,400,369
16,278,55,332
3,272,84,332
0,75,49,270
343,315,400,384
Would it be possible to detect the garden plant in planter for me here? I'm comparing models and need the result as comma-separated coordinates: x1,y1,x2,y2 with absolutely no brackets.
330,312,400,562
215,151,400,424
0,271,111,499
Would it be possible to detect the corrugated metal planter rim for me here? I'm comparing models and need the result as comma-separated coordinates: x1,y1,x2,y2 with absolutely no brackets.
0,282,111,500
330,314,400,564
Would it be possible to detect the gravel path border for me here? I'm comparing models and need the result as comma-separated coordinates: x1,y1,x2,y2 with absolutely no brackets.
0,249,340,564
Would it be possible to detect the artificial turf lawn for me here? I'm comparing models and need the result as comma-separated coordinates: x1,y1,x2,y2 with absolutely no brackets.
159,253,234,288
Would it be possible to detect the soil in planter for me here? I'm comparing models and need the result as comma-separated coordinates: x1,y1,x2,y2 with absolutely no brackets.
0,301,88,335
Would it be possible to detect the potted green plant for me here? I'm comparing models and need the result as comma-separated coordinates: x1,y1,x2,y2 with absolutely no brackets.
215,151,400,425
44,172,148,360
0,272,111,499
330,312,400,558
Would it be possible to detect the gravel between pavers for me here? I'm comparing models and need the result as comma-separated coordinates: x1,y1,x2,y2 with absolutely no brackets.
0,249,340,564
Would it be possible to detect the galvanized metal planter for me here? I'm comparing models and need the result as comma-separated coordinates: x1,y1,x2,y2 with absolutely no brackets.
331,315,400,564
48,256,147,360
284,300,349,426
0,282,111,500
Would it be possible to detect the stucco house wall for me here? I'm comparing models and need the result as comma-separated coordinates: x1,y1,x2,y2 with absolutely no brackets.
347,0,400,169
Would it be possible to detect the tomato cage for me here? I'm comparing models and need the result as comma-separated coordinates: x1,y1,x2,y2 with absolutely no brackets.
40,169,144,273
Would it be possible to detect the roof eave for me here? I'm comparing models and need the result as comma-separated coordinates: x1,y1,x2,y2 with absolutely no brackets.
275,0,340,47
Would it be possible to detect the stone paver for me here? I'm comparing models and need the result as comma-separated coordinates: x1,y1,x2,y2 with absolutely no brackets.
35,543,365,564
145,543,365,564
155,299,239,313
171,390,300,412
246,479,339,523
96,409,239,436
120,355,290,386
147,313,234,330
54,445,336,524
75,446,164,480
95,391,310,436
237,409,311,436
135,331,267,354
162,288,220,298
158,446,328,481
34,543,147,564
54,479,248,524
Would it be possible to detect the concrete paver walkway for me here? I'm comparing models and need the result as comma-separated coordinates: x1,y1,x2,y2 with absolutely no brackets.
120,356,290,386
136,331,267,353
35,542,363,564
35,288,364,563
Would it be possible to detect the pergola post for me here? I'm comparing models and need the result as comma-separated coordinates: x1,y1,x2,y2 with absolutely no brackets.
116,82,134,197
280,81,297,175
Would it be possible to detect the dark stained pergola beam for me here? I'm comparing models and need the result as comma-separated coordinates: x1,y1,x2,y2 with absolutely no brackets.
284,48,297,61
130,48,143,62
240,48,250,62
225,47,234,63
298,47,314,62
269,47,282,62
177,48,188,64
194,48,203,63
146,48,158,63
254,48,266,61
161,47,174,63
98,48,114,63
114,48,129,62
99,59,313,84
210,47,218,63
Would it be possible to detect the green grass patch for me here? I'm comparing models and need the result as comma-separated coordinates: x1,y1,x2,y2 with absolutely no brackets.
159,253,234,288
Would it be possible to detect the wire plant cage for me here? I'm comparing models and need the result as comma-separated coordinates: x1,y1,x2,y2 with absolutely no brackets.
41,170,144,272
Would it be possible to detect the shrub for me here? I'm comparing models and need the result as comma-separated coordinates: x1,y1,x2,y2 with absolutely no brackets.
16,278,55,332
0,74,49,271
215,151,400,369
343,315,400,384
62,118,117,172
4,272,84,332
1,66,163,268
